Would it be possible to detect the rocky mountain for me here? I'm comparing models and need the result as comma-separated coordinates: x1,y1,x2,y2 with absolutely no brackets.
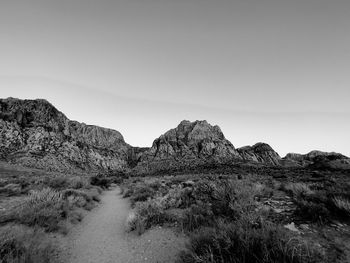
0,98,132,173
134,120,242,173
237,143,281,165
284,150,350,170
2,98,347,174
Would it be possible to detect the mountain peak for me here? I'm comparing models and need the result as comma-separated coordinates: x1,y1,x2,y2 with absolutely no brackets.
135,120,240,173
0,98,130,173
237,143,281,165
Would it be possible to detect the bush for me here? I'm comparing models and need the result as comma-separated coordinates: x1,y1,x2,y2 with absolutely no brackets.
295,199,330,223
0,183,22,196
69,176,89,189
134,198,170,229
179,202,214,232
45,176,70,189
90,175,111,189
179,218,324,263
0,224,53,263
0,187,101,231
129,186,156,206
283,183,314,199
7,188,65,231
332,197,350,217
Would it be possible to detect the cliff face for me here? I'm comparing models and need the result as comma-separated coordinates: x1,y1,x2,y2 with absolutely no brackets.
4,98,346,174
134,120,242,173
237,143,281,165
0,98,131,173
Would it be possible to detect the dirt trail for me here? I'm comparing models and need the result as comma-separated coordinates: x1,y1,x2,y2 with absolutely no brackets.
57,187,186,263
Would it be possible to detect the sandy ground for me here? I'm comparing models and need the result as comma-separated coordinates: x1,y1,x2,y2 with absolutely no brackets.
56,187,187,263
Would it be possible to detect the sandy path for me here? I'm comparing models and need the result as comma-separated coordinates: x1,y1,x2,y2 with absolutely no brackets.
57,187,186,263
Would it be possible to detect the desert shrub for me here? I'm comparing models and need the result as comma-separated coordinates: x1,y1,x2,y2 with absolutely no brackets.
122,187,134,198
62,188,91,201
68,176,89,189
210,180,257,220
254,182,274,199
63,188,100,210
283,183,314,199
45,176,70,189
332,197,350,217
0,187,100,231
295,199,330,223
133,198,170,229
8,188,65,231
0,183,22,196
129,185,156,206
90,175,111,189
179,218,324,263
125,211,146,235
179,202,214,232
160,186,190,209
0,224,53,263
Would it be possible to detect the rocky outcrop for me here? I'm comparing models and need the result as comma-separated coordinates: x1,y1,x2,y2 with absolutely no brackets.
0,98,131,173
237,143,281,165
135,120,241,173
283,150,350,169
3,98,347,174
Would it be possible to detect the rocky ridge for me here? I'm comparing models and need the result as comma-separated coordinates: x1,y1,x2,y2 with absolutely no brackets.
237,143,281,165
1,98,349,174
0,98,131,173
283,150,350,169
134,120,242,173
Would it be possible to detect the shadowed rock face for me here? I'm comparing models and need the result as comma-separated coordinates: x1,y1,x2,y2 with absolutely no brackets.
0,98,131,173
135,120,241,173
237,143,281,165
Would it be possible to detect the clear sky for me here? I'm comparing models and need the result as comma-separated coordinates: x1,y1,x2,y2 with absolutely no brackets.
0,0,349,157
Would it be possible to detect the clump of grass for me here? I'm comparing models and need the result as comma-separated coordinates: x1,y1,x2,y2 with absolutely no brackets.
332,197,350,216
7,188,65,231
1,187,101,232
0,183,22,196
179,218,324,263
0,224,53,263
283,183,314,199
68,176,90,189
125,211,146,235
129,185,156,206
134,198,170,228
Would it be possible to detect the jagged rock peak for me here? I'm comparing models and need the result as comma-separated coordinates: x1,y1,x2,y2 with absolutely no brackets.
0,97,67,131
237,142,281,165
160,120,226,143
135,120,241,172
0,98,130,173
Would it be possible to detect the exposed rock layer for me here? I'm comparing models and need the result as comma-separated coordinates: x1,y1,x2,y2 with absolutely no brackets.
2,98,348,174
283,151,350,170
134,120,242,173
0,98,131,173
237,143,281,165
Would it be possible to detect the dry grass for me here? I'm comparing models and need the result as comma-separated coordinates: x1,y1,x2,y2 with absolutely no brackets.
333,197,350,216
282,183,314,198
0,224,53,263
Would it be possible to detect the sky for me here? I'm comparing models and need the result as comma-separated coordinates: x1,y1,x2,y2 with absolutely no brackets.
0,0,349,157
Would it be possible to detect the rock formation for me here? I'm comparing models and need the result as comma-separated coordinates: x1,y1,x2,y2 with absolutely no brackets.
134,120,242,173
284,150,350,169
2,97,347,174
0,98,131,173
237,143,281,165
